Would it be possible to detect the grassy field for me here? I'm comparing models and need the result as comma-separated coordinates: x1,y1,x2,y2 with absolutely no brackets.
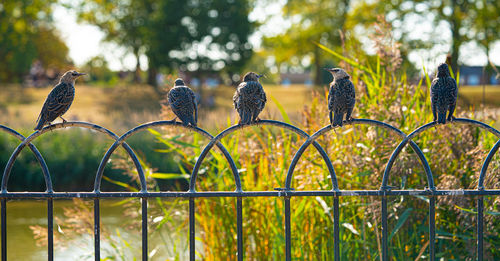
0,84,499,132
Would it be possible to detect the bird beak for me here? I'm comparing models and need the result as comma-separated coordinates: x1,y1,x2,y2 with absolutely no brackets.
257,74,265,79
77,72,87,76
323,68,333,72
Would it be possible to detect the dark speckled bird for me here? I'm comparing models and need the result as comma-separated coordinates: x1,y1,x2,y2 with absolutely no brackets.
430,63,458,124
326,68,355,127
168,78,197,126
233,72,266,125
34,70,86,130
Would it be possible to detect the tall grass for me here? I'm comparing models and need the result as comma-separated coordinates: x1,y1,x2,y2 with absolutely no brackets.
91,44,500,259
30,27,499,260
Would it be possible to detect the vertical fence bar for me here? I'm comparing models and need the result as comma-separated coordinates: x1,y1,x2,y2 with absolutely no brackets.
381,196,388,261
47,198,53,261
285,197,291,261
142,197,148,261
429,196,435,260
477,196,483,261
237,197,243,261
94,198,100,261
333,196,340,261
189,198,195,261
1,199,6,261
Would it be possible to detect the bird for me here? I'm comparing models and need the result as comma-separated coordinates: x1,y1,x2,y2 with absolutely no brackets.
167,78,198,127
34,70,86,130
326,68,356,127
430,63,458,124
233,72,266,125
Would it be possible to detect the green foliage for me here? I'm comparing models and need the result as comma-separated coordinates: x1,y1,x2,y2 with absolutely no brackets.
0,0,69,83
75,0,255,86
111,45,499,259
263,0,352,85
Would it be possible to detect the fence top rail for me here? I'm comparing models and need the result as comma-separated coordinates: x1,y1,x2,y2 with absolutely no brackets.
382,118,500,190
0,189,499,199
1,117,499,193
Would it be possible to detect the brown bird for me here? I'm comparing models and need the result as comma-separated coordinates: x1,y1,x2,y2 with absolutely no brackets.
168,78,197,126
34,70,86,130
326,68,355,127
430,63,458,124
233,72,266,125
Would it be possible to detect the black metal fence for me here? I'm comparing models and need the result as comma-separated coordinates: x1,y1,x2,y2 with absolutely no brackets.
1,118,499,261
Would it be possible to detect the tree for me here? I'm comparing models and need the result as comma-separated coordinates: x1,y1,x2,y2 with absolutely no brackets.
351,0,500,73
472,0,500,76
147,0,255,87
0,0,68,83
76,0,151,83
262,0,351,85
75,0,255,89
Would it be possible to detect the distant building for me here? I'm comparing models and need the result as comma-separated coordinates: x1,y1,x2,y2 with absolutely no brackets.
459,66,499,86
280,72,312,86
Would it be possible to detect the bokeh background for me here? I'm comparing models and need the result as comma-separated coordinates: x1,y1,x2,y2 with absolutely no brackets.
1,0,499,260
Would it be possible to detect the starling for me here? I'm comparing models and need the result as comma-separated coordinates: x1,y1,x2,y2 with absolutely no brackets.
430,63,458,124
34,70,86,130
233,72,266,125
326,68,356,127
168,78,198,126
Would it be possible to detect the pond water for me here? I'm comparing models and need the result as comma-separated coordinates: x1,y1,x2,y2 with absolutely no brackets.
4,199,191,260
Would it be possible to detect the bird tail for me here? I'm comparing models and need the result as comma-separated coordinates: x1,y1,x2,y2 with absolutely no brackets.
181,114,197,127
437,110,446,124
332,112,343,127
240,110,251,125
34,117,44,131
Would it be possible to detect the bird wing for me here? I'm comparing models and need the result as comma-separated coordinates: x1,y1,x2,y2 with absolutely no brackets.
447,77,458,100
233,82,246,109
430,78,439,103
327,82,335,111
46,83,73,113
168,88,184,110
344,80,356,107
190,89,198,124
37,83,73,123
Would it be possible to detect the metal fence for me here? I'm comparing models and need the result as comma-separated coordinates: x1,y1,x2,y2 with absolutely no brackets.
0,118,499,261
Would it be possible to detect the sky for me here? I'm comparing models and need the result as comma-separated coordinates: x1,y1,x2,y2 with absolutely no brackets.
53,1,500,72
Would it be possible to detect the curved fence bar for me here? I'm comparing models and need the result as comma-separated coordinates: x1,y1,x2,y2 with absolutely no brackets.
383,118,500,190
93,120,240,192
0,125,52,192
189,119,334,192
1,122,140,193
478,139,500,190
285,119,433,190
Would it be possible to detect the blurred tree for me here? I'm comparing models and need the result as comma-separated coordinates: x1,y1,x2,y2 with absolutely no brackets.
351,0,500,73
262,0,351,85
472,0,500,77
0,0,68,83
148,0,255,88
81,56,116,84
75,0,150,84
75,0,255,89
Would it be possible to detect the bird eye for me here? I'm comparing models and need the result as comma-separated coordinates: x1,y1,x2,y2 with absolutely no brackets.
72,72,77,76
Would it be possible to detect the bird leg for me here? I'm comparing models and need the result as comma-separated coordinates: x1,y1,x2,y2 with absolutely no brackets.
447,104,456,122
431,104,437,122
59,117,67,124
345,107,354,123
170,117,177,123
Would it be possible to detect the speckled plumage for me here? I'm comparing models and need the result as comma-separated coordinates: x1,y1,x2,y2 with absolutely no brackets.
168,78,197,126
34,70,85,130
326,68,355,127
430,63,458,124
233,72,266,125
